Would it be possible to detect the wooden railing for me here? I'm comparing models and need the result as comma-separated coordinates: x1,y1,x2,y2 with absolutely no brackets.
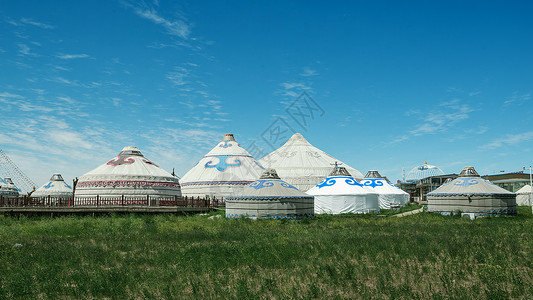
0,195,220,208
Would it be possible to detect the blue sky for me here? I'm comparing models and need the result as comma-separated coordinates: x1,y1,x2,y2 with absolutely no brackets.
1,0,532,190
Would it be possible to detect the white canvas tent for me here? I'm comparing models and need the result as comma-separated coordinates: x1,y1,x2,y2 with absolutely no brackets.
32,174,73,198
259,133,363,192
516,185,532,206
360,170,410,209
180,134,265,198
307,166,379,214
74,146,181,201
226,169,314,219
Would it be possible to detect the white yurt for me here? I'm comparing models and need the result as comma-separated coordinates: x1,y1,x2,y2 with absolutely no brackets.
180,133,265,198
1,177,19,197
405,162,445,181
516,185,532,206
32,174,73,198
360,171,410,209
307,165,379,214
74,146,181,202
427,166,516,215
259,133,364,192
225,169,314,219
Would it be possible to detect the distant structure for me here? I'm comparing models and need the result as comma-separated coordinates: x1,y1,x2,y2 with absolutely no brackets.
307,165,379,214
259,133,363,192
225,169,314,219
427,166,516,216
32,174,73,198
0,149,36,193
74,146,181,200
180,134,265,198
361,170,410,209
405,162,444,181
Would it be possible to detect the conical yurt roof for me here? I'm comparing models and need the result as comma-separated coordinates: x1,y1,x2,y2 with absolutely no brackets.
360,173,408,195
32,173,73,197
259,133,363,191
0,177,19,196
228,169,312,199
179,133,265,197
516,185,532,195
75,146,180,197
427,166,515,197
307,166,375,196
406,162,445,181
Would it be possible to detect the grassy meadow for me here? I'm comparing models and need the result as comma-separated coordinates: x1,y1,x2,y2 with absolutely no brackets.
1,206,533,299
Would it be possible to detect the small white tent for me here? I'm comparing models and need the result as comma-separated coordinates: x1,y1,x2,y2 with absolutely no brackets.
516,185,532,206
360,171,410,209
307,166,379,214
32,174,73,198
259,133,364,191
180,134,265,198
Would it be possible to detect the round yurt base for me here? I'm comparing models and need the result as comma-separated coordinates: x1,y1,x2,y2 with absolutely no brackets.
225,198,314,219
428,195,517,216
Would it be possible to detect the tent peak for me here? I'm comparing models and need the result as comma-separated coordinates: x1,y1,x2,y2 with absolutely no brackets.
222,133,236,141
364,170,383,179
119,146,143,156
260,168,281,180
50,174,64,181
459,166,480,177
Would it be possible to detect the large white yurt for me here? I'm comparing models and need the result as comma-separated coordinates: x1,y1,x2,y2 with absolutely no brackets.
516,185,532,206
0,177,19,197
427,166,516,215
307,165,379,214
360,171,410,209
74,146,181,202
225,169,314,219
32,174,73,198
405,162,445,181
180,133,265,198
259,133,364,192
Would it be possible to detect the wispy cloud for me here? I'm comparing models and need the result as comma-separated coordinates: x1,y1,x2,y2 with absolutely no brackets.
479,131,533,150
410,99,473,136
300,67,318,77
56,54,91,60
20,18,54,29
504,92,530,105
17,44,38,56
125,2,190,39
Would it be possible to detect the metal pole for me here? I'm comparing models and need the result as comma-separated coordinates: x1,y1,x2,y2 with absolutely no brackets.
529,166,532,214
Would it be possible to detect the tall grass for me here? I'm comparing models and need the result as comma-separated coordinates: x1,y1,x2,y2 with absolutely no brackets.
1,208,532,298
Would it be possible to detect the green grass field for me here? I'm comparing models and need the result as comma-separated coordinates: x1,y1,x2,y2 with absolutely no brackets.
1,205,532,299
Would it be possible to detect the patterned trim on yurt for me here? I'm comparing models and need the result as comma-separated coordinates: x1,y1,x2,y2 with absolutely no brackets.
433,209,517,216
226,195,314,200
225,213,314,219
180,180,253,187
77,180,180,188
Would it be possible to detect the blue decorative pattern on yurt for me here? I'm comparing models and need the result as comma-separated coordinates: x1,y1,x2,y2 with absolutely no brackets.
204,155,243,172
361,179,385,188
44,182,54,189
317,176,362,188
249,179,298,190
453,178,480,187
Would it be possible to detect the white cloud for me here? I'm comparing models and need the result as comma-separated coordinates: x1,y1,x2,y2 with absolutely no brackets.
17,44,38,56
479,131,533,150
504,92,530,105
0,92,23,98
56,54,90,60
131,6,190,39
300,67,318,77
20,18,54,29
280,82,312,90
